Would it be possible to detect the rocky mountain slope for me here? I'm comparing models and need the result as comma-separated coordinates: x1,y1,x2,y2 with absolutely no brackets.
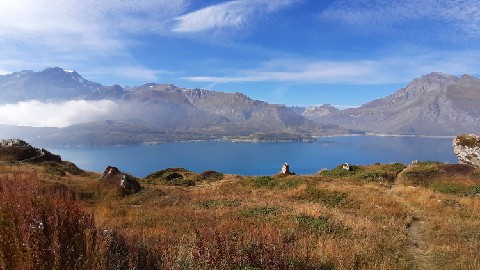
307,72,480,135
0,68,359,145
0,67,125,102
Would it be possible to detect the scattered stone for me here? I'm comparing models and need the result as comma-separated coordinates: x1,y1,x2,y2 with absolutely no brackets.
453,134,480,168
280,163,295,175
100,166,141,193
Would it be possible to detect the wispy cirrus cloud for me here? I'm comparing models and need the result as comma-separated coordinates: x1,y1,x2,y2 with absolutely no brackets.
79,66,173,85
0,0,187,83
172,0,297,33
0,0,187,51
320,0,480,38
184,49,480,85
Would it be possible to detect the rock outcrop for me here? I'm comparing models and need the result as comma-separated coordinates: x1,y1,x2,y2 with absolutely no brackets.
0,139,61,163
100,166,141,193
302,104,340,118
453,134,480,167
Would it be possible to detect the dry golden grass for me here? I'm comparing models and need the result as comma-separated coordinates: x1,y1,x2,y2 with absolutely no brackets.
1,161,479,269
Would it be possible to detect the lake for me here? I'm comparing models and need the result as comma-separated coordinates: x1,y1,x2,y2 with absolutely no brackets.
50,136,458,177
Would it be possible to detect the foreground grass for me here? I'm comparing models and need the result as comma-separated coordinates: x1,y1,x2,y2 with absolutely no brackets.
0,162,479,269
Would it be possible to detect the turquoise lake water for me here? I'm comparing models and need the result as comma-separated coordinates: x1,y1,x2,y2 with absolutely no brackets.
50,136,457,177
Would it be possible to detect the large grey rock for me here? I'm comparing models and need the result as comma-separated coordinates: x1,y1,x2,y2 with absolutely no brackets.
453,134,480,167
100,166,141,193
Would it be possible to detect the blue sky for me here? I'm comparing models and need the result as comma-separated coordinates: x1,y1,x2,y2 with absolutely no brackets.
1,0,480,107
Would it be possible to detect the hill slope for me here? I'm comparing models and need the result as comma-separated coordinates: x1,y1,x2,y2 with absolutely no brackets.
0,148,479,269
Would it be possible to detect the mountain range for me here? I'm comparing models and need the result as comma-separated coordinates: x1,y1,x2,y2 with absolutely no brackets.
305,72,480,136
0,67,479,145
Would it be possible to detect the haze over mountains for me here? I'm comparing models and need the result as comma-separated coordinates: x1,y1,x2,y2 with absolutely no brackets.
0,68,479,145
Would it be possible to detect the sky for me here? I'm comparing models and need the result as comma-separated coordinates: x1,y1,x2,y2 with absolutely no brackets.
1,0,480,108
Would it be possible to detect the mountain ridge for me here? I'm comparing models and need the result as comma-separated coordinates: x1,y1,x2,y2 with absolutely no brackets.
306,72,480,136
1,68,479,144
0,67,361,145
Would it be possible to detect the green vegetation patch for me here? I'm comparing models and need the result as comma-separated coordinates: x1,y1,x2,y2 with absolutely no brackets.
298,188,349,207
241,206,279,217
406,163,477,182
295,214,351,237
431,183,480,196
404,164,441,185
320,164,362,178
198,199,241,209
404,163,480,195
249,176,276,188
43,161,84,177
244,175,304,190
321,163,406,183
358,163,405,181
279,178,302,189
44,166,66,176
197,170,224,182
143,168,197,186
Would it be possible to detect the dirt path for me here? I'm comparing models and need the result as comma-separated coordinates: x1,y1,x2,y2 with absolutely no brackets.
391,165,432,270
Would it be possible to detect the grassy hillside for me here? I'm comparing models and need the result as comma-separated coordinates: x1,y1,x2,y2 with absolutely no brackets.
0,161,479,269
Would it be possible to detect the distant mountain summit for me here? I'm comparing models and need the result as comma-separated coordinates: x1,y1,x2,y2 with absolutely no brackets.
309,72,480,135
0,67,124,103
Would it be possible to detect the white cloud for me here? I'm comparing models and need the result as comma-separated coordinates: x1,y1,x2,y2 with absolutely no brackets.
0,0,187,82
183,49,480,85
80,66,171,85
0,100,119,127
320,0,480,37
0,0,187,46
172,0,296,33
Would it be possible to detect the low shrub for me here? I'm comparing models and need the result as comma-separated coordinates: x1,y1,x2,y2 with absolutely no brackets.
241,206,279,217
143,168,196,186
198,170,224,181
279,178,302,189
298,187,349,207
44,165,66,176
404,167,440,185
0,174,162,270
456,134,480,148
252,176,276,188
188,225,328,270
0,174,96,269
198,199,241,209
295,214,351,237
320,164,362,178
431,183,467,194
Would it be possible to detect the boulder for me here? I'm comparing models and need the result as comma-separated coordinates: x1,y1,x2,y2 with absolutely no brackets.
453,134,480,167
280,163,295,175
100,166,141,193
